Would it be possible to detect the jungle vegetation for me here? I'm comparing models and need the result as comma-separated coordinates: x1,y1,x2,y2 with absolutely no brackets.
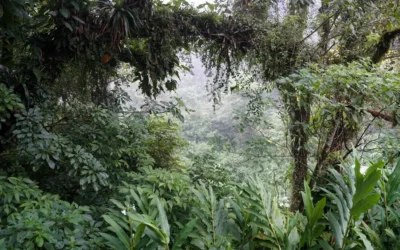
1,0,400,249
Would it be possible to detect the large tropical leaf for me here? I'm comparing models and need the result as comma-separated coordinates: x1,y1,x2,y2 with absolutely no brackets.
321,160,383,249
103,215,131,249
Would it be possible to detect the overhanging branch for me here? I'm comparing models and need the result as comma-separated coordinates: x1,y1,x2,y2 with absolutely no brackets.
371,28,400,63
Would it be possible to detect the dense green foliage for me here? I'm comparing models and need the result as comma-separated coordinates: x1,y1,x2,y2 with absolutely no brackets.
1,157,400,249
1,0,400,249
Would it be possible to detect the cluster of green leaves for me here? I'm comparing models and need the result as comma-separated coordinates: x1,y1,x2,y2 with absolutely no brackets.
275,61,400,209
145,116,187,169
1,100,187,206
0,0,237,100
188,150,235,196
98,158,400,250
1,134,400,250
100,190,197,250
13,106,109,191
119,167,194,226
0,84,24,131
1,1,400,250
0,176,103,250
278,61,400,139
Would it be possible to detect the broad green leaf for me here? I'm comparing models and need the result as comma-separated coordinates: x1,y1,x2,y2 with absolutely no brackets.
354,227,373,250
253,234,278,243
310,197,326,227
59,8,70,18
156,198,170,241
43,243,55,250
143,242,158,250
215,199,230,237
72,16,85,24
130,189,146,214
322,188,347,232
327,212,343,248
330,169,352,206
361,221,384,249
47,160,55,169
258,241,280,248
127,212,167,246
71,1,80,11
172,0,181,8
354,159,363,186
32,67,42,82
301,181,313,220
384,228,397,242
244,208,268,222
287,212,300,234
312,224,325,240
387,159,400,206
172,219,197,250
192,207,212,229
35,236,44,247
99,232,126,250
207,3,215,11
286,227,300,250
133,224,146,247
317,239,333,250
103,215,130,249
239,196,263,211
143,227,166,246
351,193,380,218
209,186,216,210
353,161,382,204
135,235,151,249
63,21,73,31
364,161,384,178
272,224,285,241
229,199,243,224
110,199,126,210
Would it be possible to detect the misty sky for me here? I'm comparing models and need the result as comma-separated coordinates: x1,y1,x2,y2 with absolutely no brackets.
164,0,209,6
189,0,208,5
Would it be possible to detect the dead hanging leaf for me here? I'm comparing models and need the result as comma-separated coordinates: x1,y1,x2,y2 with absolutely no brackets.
101,54,111,64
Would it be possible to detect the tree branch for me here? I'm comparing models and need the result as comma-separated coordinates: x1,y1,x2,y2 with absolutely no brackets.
371,28,400,63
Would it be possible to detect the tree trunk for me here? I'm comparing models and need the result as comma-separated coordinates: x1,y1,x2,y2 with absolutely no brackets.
309,113,341,189
290,124,309,212
318,2,330,54
287,97,311,212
